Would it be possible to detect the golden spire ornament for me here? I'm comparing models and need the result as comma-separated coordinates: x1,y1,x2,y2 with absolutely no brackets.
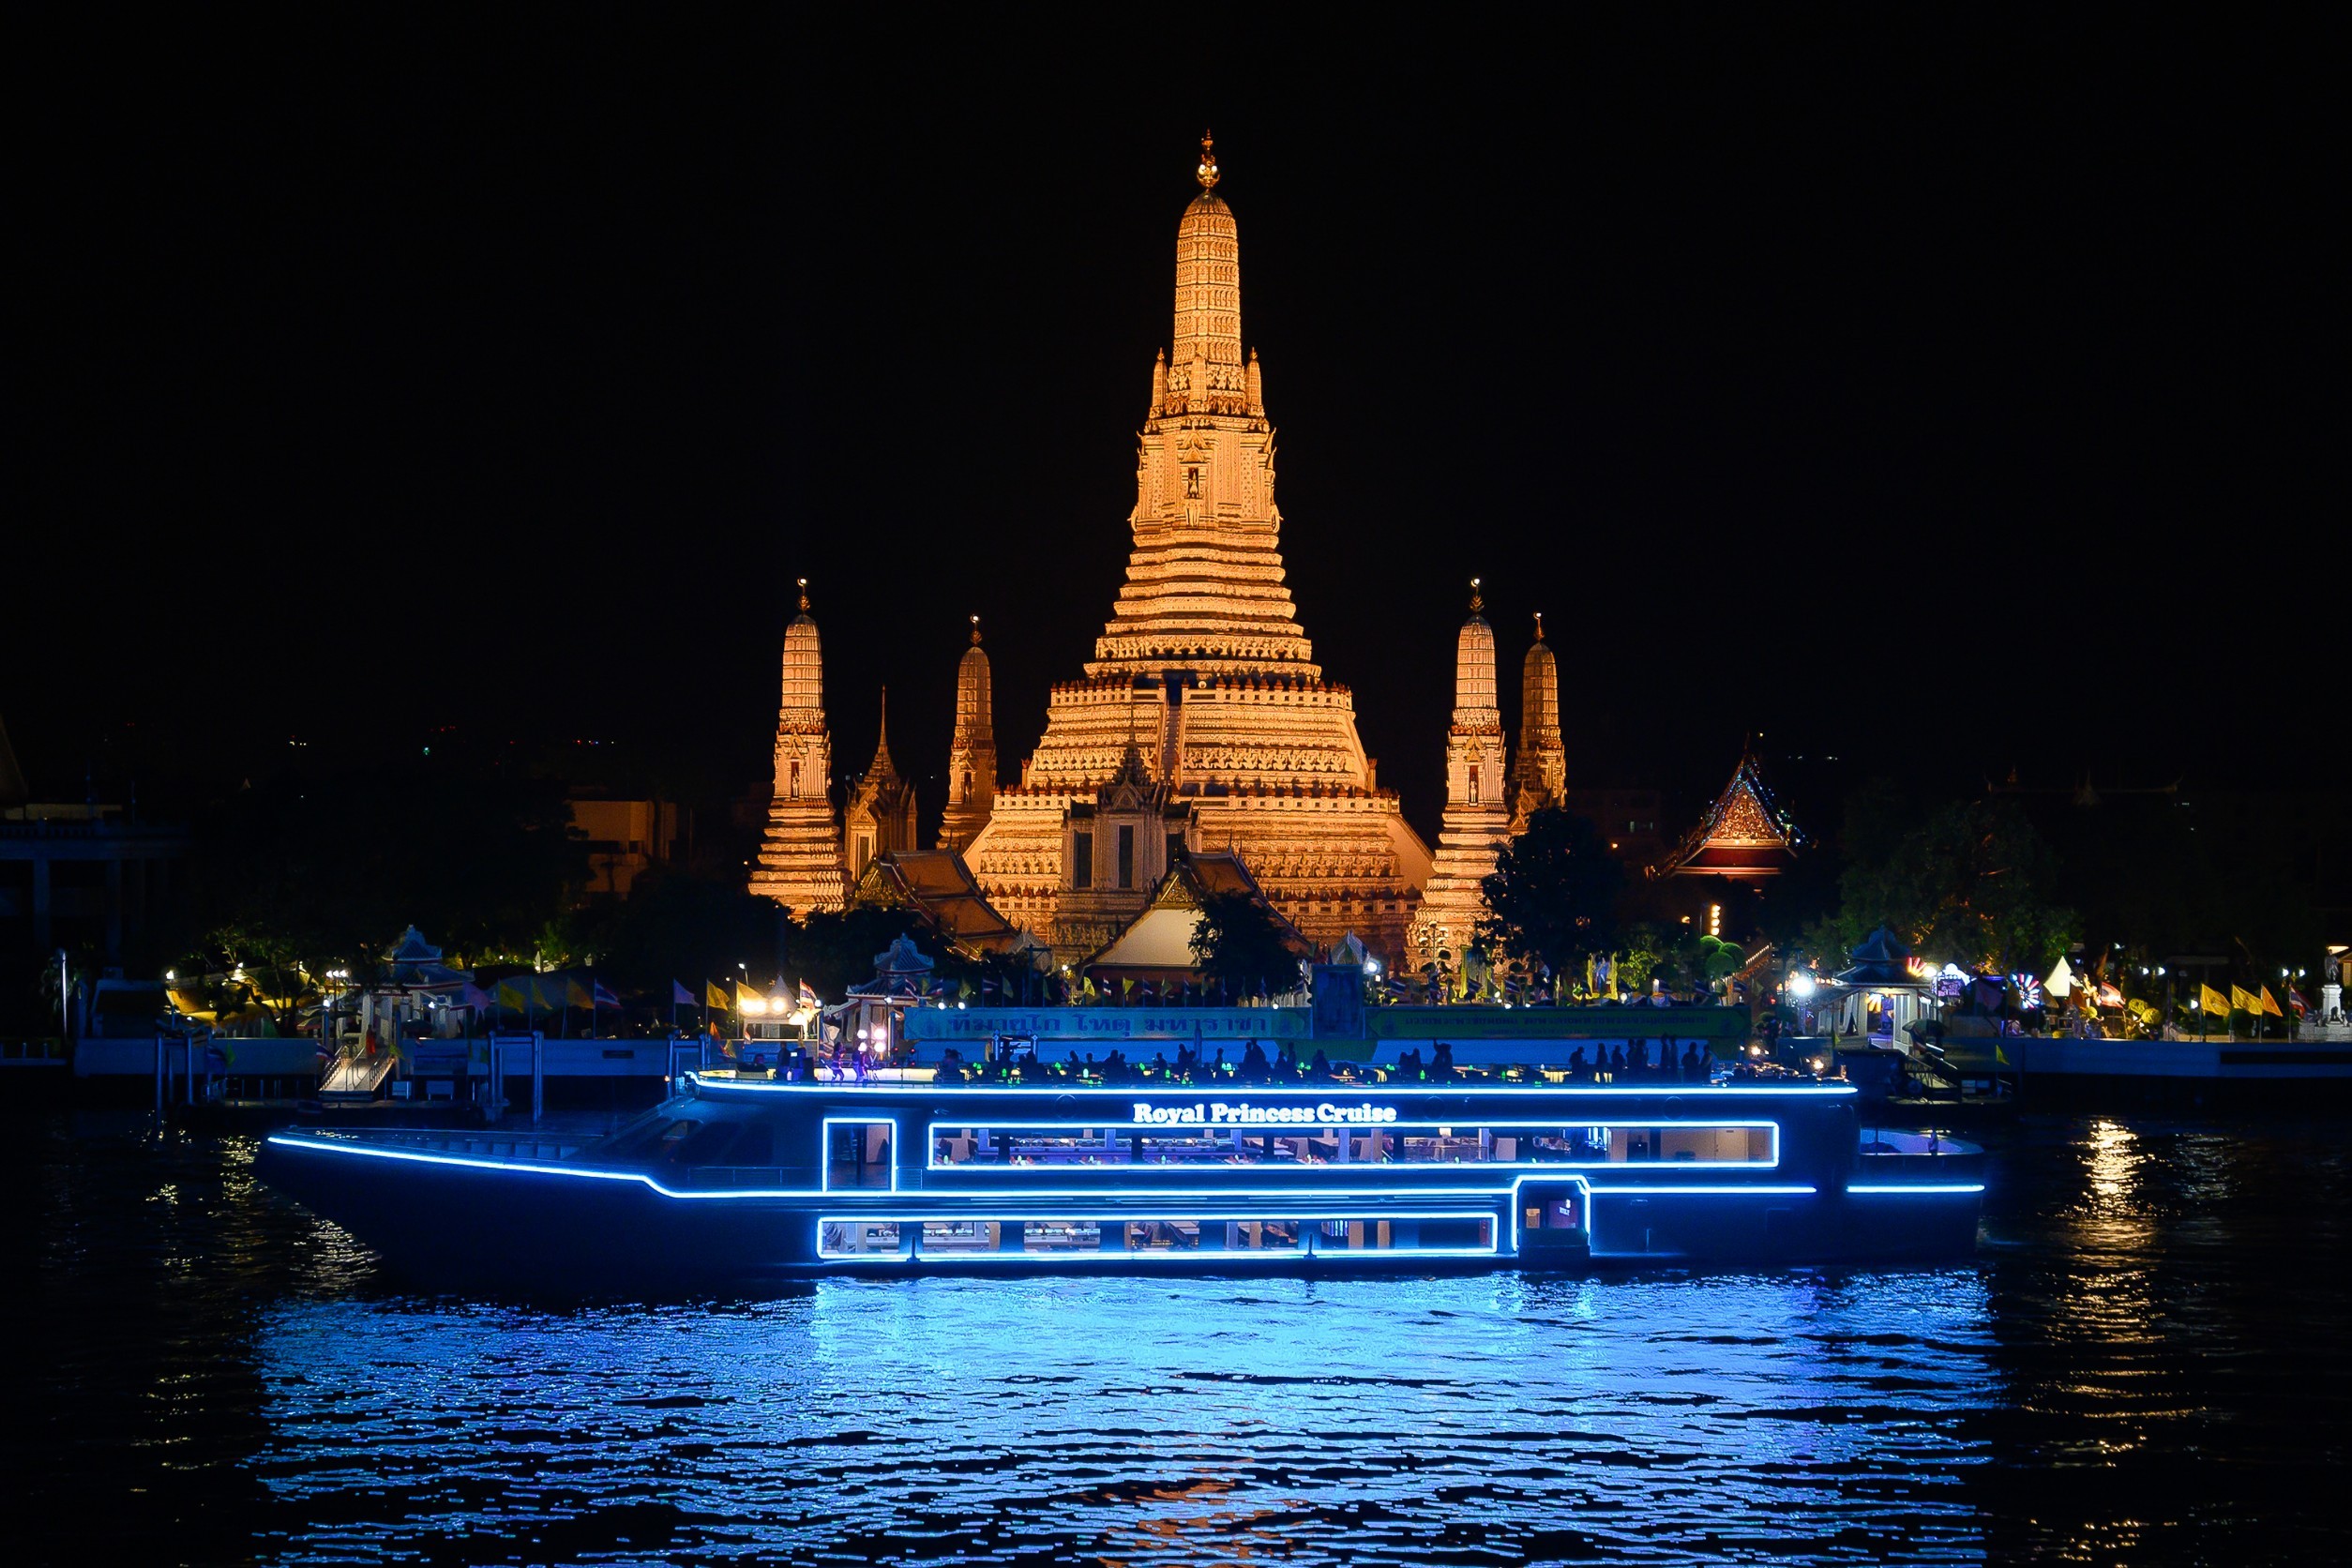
1469,576,1484,614
1196,129,1219,190
970,613,982,645
797,577,810,612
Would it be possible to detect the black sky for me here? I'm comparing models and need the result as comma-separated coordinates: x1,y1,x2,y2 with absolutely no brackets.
10,10,2342,840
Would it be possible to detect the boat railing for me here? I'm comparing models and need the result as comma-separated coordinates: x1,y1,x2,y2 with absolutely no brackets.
666,1165,797,1190
328,1130,587,1164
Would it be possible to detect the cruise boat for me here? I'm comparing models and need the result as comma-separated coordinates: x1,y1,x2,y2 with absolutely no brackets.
256,1072,1983,1286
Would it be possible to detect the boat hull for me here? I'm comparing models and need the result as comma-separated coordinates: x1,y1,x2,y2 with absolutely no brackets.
257,1133,1981,1288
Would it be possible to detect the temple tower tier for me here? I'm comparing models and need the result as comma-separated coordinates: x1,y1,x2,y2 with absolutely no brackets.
1412,580,1513,967
963,139,1433,963
750,580,848,915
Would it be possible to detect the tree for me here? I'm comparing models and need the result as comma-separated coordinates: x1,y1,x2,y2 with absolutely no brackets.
1478,807,1627,978
189,761,590,974
1189,890,1303,998
1829,794,2077,974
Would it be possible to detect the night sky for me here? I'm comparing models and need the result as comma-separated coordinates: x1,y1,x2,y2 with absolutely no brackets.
12,12,2338,842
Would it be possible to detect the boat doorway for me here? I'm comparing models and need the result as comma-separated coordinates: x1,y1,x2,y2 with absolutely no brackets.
1517,1181,1589,1263
825,1120,896,1191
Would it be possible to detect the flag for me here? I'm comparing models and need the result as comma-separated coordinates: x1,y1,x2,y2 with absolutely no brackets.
2260,987,2284,1018
798,980,820,1011
533,976,562,1011
594,981,620,1008
2199,984,2229,1017
738,981,764,1013
2096,982,2123,1008
707,980,731,1011
566,977,592,1009
495,980,525,1012
460,983,493,1011
2230,985,2259,1017
672,980,694,1007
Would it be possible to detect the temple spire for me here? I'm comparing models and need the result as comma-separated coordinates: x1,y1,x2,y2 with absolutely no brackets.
1171,135,1242,376
868,687,896,775
844,686,916,878
940,625,998,852
1414,580,1512,965
750,578,847,914
1196,128,1218,189
1514,611,1566,825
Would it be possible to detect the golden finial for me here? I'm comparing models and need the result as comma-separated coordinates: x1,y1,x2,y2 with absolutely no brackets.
1196,129,1219,190
797,577,809,612
1469,577,1484,614
1533,611,1545,641
969,613,982,646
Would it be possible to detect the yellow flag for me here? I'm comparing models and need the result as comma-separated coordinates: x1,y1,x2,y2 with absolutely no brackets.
2199,984,2229,1017
566,978,592,1009
706,980,731,1010
2230,985,2259,1016
738,981,763,1012
2261,987,2284,1018
495,980,524,1012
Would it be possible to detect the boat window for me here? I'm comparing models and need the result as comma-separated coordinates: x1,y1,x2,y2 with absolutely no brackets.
819,1221,902,1258
665,1121,743,1165
1022,1219,1107,1254
919,1219,1000,1255
835,1214,1499,1259
930,1123,1774,1169
594,1113,699,1162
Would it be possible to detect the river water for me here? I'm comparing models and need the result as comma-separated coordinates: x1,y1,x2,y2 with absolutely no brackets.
6,1108,2345,1565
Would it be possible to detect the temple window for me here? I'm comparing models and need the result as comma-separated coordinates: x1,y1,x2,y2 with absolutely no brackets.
1118,826,1136,889
789,760,802,799
1073,832,1093,890
1185,466,1201,498
1469,766,1481,805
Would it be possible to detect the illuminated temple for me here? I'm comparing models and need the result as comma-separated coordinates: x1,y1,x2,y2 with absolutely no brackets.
747,141,1694,968
958,137,1434,961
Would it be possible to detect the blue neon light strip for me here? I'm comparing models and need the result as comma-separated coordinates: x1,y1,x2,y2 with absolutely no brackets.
923,1119,1781,1174
686,1075,1855,1099
817,1211,1500,1263
1845,1184,1984,1194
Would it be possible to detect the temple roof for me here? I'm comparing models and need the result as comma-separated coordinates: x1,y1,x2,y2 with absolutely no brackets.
850,851,1033,957
1651,748,1802,879
1831,924,1918,988
1083,851,1308,977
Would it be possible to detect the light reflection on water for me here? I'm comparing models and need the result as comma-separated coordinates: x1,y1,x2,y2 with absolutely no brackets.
251,1271,1997,1563
14,1110,2352,1565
